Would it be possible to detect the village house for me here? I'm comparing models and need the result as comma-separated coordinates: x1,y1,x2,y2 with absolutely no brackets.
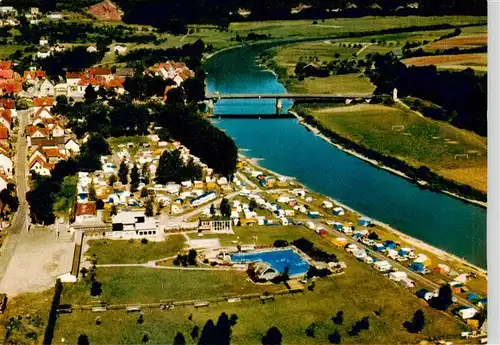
32,97,54,112
0,109,12,130
29,156,53,176
198,218,233,233
0,98,16,118
24,70,46,84
36,48,51,59
75,202,97,223
0,80,22,95
113,45,127,55
0,172,8,192
65,139,80,155
39,37,49,46
0,128,8,148
38,79,55,97
0,6,17,15
0,148,12,177
86,45,98,53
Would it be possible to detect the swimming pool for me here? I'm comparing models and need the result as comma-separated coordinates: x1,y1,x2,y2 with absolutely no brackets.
231,249,310,276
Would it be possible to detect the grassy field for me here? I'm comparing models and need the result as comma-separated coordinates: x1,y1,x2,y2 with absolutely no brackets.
0,289,54,343
60,268,282,305
402,53,487,72
54,252,467,345
108,135,152,157
304,104,487,192
85,234,186,264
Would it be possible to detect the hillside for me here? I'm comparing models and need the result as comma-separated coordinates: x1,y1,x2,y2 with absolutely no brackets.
88,0,123,21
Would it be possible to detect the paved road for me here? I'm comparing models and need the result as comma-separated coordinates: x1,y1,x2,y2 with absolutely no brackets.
0,109,30,281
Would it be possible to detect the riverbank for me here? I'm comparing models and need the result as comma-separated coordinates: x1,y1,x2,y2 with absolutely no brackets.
239,153,487,276
257,49,487,206
290,110,487,208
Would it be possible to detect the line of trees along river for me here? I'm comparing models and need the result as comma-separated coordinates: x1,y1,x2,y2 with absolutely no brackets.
204,43,486,268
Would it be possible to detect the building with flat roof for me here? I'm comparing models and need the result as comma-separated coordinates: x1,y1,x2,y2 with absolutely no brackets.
111,210,160,238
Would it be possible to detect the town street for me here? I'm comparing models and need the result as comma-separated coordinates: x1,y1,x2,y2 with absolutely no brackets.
0,109,30,281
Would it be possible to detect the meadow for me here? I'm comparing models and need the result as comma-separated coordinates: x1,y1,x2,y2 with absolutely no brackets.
304,103,487,192
85,234,186,264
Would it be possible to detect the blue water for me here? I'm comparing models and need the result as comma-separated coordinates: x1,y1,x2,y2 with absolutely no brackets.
204,44,487,269
231,249,310,275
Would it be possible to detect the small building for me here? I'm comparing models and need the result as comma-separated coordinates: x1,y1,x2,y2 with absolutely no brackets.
252,262,280,281
75,202,97,223
191,191,216,207
39,37,49,46
65,139,80,154
113,45,127,54
86,45,98,53
389,271,407,282
373,260,391,272
458,307,478,320
111,210,159,238
198,218,233,233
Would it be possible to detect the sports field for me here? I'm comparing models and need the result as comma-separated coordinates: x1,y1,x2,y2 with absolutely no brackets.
306,104,487,192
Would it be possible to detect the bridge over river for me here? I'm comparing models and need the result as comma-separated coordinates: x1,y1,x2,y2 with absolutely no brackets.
205,93,374,116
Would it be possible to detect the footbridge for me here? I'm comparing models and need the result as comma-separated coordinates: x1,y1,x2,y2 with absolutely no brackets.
205,93,373,115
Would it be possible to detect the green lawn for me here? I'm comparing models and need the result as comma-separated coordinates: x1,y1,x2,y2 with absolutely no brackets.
0,44,26,59
55,254,466,345
85,235,186,264
108,135,152,157
304,103,487,192
61,268,282,305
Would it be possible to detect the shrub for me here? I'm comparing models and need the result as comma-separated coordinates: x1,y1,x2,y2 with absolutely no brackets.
141,238,148,244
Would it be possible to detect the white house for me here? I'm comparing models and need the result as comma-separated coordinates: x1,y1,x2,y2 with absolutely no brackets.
39,37,49,46
75,202,97,223
113,45,127,54
0,150,13,177
47,13,62,20
111,210,159,238
38,79,54,97
0,173,7,192
34,107,53,119
51,124,65,137
65,139,80,154
36,50,51,59
87,45,98,53
29,158,52,176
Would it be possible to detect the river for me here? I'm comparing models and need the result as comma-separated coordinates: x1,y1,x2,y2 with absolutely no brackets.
204,43,487,269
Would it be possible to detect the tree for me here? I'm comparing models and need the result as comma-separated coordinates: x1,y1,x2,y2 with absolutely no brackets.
80,267,88,278
156,149,183,184
328,329,341,344
174,332,186,345
90,280,102,296
110,204,118,216
77,334,90,345
210,204,216,216
88,179,96,201
140,187,149,198
118,160,129,185
305,323,316,337
229,314,238,326
430,284,453,310
187,249,197,265
332,311,344,325
249,199,258,211
191,326,199,339
219,198,231,218
404,309,425,333
130,164,140,192
141,163,150,184
108,174,118,186
96,199,104,209
262,327,282,345
142,333,149,343
84,85,98,102
215,312,232,345
198,319,216,345
145,197,154,217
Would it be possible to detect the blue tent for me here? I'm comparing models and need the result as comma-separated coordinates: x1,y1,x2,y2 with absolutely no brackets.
333,223,343,230
373,244,385,252
477,298,487,305
398,248,410,257
358,217,372,226
383,240,397,249
467,293,479,302
409,262,424,273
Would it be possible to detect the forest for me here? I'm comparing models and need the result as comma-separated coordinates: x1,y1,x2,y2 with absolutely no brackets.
4,0,487,33
367,53,487,136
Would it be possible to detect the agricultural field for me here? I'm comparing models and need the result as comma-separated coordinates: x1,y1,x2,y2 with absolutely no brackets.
424,32,487,50
85,234,186,264
304,104,487,192
402,53,487,72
